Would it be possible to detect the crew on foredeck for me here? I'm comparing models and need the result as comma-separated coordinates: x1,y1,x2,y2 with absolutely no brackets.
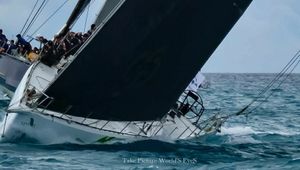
0,29,33,57
39,28,93,66
87,24,96,36
0,24,95,66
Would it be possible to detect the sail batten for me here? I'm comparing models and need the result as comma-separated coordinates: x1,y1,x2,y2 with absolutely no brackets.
42,0,252,121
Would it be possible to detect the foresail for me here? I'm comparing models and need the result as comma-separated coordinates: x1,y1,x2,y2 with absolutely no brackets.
42,0,252,121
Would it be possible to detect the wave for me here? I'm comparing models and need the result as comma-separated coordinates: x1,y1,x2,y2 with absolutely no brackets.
263,130,300,136
220,125,300,136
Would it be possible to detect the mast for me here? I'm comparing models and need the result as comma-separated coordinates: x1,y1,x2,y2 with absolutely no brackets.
58,0,92,37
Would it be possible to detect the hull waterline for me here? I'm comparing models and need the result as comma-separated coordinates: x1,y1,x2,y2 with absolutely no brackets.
0,109,219,144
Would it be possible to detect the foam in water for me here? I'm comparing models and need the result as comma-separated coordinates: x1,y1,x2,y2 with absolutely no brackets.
219,126,257,136
266,129,300,136
217,126,261,144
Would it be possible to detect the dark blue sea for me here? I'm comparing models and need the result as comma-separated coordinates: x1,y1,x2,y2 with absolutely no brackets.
0,73,299,170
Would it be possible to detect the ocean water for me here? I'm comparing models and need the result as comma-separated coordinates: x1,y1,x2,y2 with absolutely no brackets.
0,73,299,170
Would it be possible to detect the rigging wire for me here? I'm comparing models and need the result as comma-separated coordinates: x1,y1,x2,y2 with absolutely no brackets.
245,51,300,113
29,0,69,39
250,50,300,103
84,2,91,32
27,0,50,36
221,50,300,121
71,0,95,32
246,57,300,114
20,0,39,35
22,0,49,37
22,0,47,36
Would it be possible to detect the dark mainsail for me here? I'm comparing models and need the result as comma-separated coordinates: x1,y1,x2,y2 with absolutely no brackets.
42,0,252,121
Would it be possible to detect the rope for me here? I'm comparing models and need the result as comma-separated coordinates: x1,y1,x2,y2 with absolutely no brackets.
29,0,69,38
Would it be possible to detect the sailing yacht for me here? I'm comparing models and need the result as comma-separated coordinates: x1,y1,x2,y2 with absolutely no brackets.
0,0,252,144
0,52,30,90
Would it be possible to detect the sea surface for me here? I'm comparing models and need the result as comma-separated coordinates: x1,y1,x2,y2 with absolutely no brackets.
0,73,299,170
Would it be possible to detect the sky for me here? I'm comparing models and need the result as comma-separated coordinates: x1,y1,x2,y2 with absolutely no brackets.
0,0,300,73
203,0,300,73
0,0,105,41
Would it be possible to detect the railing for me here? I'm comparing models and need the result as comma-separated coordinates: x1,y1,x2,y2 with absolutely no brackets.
24,85,162,138
171,90,223,138
21,85,221,139
23,84,54,111
176,90,205,125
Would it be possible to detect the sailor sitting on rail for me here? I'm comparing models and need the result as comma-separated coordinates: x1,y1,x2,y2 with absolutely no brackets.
40,41,57,66
16,34,32,54
6,40,18,55
0,29,8,47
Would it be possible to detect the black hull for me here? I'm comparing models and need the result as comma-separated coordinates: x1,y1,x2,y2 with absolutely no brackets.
43,0,252,121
